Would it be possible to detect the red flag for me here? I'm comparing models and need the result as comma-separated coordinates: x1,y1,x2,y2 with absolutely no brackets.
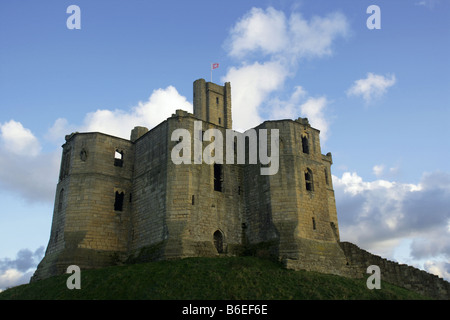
212,63,219,69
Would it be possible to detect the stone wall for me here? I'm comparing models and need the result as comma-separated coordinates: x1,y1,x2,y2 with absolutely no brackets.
165,113,244,258
340,241,450,299
129,120,170,260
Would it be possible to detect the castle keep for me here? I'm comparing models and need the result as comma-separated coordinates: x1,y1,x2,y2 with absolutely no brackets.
32,79,450,299
33,78,345,278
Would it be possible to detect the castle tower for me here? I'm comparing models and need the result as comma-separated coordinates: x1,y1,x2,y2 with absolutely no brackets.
193,78,232,129
32,132,134,280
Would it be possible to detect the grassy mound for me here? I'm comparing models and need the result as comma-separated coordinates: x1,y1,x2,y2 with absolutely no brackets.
0,256,429,300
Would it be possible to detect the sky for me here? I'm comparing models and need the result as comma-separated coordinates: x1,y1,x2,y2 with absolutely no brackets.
0,0,449,291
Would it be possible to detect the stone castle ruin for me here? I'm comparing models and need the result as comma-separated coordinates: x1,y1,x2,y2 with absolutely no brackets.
32,79,449,299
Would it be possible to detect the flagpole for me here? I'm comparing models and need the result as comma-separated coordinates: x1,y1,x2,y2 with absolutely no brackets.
210,63,219,83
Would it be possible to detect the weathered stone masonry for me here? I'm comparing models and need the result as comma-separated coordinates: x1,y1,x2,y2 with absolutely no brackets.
32,79,450,299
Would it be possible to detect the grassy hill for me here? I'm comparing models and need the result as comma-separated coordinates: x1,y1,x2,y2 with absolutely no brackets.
0,256,429,300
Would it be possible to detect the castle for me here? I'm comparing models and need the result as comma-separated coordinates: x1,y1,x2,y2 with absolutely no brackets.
32,79,450,299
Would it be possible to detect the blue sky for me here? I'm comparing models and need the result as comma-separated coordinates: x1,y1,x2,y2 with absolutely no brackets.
1,0,449,290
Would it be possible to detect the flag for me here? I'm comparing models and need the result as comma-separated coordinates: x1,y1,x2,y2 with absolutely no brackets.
212,63,219,69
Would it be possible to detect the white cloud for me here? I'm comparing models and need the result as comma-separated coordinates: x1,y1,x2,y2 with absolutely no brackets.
264,86,330,142
373,164,385,177
45,118,77,145
299,96,329,142
81,85,193,140
223,7,348,132
0,120,41,157
287,11,349,60
226,7,349,61
347,73,396,103
0,121,60,203
224,61,287,131
268,86,307,119
227,7,288,58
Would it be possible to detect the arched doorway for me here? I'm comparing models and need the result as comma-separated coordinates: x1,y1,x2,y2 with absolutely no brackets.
213,230,224,253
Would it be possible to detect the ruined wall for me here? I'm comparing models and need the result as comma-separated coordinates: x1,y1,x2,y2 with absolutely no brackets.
340,242,450,299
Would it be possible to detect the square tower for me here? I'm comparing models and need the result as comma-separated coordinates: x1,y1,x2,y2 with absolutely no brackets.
193,78,232,129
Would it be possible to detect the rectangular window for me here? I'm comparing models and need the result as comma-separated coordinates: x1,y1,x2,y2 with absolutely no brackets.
214,163,223,192
305,168,314,191
302,135,309,154
114,191,124,211
114,150,123,167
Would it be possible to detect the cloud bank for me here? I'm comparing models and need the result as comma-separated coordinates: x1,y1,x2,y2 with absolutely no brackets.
334,171,450,280
0,247,44,291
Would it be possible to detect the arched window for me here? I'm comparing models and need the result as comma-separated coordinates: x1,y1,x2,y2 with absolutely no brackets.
305,168,314,191
213,230,224,253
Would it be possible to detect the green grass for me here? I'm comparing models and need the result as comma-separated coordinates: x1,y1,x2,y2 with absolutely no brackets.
0,256,430,300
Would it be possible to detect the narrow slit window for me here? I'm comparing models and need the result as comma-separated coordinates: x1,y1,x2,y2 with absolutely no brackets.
192,195,195,205
114,191,124,211
324,168,329,185
312,217,316,230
